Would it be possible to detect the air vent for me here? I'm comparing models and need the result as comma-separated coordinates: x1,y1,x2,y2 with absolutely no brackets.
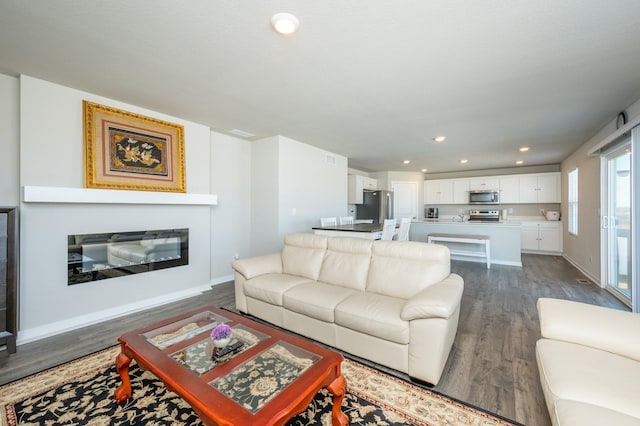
576,278,590,284
228,129,255,138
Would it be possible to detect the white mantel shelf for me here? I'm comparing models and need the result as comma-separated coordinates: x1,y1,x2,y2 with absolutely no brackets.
23,186,218,205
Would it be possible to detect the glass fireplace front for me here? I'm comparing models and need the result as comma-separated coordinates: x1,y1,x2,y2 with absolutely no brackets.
68,228,188,285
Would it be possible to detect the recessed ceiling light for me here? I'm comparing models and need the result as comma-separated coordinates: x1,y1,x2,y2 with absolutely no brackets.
433,136,446,143
271,13,299,35
421,168,428,173
516,160,524,165
402,160,411,164
519,147,530,152
460,159,468,164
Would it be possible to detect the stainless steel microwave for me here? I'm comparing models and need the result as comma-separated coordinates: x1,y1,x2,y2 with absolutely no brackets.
468,190,499,205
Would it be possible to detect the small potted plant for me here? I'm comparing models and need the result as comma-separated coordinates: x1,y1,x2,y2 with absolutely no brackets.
211,324,233,349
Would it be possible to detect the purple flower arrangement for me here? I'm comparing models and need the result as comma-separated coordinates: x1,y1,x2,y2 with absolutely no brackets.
211,324,232,341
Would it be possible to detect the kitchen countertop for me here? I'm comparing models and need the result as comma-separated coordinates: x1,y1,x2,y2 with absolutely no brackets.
311,223,384,233
413,215,559,225
413,218,522,227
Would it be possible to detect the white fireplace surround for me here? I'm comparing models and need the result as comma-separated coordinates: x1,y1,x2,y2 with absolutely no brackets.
23,186,218,205
17,185,218,344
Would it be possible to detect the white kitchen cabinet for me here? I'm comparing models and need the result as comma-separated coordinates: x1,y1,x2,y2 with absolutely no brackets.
468,177,499,191
518,173,560,203
498,175,519,203
521,221,562,253
348,175,378,204
424,180,454,204
453,179,469,204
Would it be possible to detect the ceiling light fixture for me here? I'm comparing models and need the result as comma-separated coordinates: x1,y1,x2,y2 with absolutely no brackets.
421,168,428,173
519,147,530,152
460,159,468,164
516,160,524,165
433,136,446,143
403,160,411,164
271,13,299,35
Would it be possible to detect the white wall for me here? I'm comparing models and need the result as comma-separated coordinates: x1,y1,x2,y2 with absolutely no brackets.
278,136,348,240
210,131,251,281
17,75,215,342
561,98,640,283
251,135,348,255
0,74,19,206
251,136,281,256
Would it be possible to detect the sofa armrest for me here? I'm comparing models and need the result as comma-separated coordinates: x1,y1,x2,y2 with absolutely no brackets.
401,273,464,321
232,253,283,280
537,297,640,362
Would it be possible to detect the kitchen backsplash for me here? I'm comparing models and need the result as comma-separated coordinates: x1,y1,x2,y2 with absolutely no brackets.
425,204,561,218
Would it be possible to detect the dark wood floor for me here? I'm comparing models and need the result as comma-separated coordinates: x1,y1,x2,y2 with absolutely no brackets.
0,254,627,425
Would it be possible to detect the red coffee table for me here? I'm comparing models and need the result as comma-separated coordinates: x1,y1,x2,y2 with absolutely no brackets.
114,306,348,425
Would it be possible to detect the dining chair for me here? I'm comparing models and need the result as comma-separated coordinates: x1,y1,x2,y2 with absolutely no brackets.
320,217,338,227
339,216,354,225
396,218,411,241
380,219,396,240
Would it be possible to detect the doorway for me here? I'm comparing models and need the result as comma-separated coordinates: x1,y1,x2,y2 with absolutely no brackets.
391,181,418,220
602,139,633,307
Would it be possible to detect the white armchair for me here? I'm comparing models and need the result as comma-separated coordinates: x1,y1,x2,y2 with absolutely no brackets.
536,298,640,425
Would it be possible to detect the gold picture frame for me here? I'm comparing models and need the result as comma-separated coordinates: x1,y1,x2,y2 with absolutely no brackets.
83,101,186,192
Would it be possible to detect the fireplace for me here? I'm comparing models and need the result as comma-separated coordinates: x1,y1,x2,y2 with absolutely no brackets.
68,228,188,285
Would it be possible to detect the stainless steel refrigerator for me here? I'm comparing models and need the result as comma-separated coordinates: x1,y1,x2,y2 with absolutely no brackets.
355,190,394,224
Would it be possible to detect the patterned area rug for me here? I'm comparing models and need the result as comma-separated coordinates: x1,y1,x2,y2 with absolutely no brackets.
0,346,518,425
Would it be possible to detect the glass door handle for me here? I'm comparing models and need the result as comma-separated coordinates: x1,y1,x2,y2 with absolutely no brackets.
602,216,609,229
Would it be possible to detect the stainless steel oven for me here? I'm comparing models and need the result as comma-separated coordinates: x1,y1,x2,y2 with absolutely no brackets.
468,190,499,205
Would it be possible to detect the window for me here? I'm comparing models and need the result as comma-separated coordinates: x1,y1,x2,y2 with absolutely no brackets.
568,168,578,235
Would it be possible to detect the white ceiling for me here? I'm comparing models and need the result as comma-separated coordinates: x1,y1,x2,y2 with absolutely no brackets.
2,1,640,173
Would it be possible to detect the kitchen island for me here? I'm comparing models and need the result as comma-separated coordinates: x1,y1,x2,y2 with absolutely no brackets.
312,223,385,239
410,219,522,267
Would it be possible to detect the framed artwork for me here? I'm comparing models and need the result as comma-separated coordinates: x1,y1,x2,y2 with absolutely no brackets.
83,101,186,192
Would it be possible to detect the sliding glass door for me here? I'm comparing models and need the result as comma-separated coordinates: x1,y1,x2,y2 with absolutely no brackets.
602,140,632,306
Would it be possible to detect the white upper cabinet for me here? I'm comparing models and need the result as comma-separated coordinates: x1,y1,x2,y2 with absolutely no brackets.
468,177,499,191
453,179,470,204
348,175,378,204
498,175,519,203
536,173,560,203
424,180,454,204
423,172,560,205
518,172,560,203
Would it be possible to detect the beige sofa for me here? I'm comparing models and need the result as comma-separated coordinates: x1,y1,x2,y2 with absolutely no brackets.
232,233,464,385
536,298,640,426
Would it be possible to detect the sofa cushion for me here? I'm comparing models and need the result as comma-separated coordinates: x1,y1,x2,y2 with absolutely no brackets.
282,233,328,280
536,339,640,420
554,400,640,426
335,292,409,344
244,273,313,307
283,281,357,323
366,241,450,299
318,237,372,291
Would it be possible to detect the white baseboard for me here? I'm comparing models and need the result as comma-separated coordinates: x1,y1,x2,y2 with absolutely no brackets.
562,254,601,286
210,275,233,286
17,283,213,345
